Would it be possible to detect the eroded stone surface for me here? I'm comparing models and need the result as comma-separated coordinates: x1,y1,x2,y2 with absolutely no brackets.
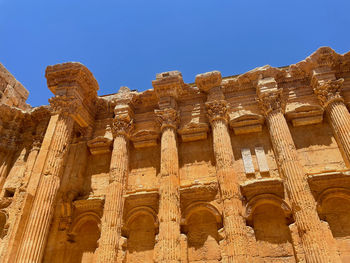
0,47,350,262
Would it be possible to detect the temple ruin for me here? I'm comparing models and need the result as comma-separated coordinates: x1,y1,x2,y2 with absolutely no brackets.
0,47,350,262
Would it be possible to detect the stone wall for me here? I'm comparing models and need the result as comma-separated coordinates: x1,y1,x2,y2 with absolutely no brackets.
0,47,350,262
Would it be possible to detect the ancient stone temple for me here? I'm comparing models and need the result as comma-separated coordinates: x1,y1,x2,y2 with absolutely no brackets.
0,47,350,263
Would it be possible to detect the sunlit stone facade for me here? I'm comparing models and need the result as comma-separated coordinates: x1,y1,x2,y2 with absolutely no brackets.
0,47,350,262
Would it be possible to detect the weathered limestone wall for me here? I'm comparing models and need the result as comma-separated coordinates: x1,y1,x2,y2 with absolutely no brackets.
0,63,29,110
0,47,350,263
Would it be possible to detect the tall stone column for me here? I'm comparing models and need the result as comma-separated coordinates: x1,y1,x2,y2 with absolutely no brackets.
257,77,341,263
16,100,75,263
95,104,133,263
153,71,182,263
155,108,181,263
196,71,251,263
15,62,99,263
313,75,350,167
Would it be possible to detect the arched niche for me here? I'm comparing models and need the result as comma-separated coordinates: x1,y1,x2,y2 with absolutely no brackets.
66,212,100,263
317,188,350,262
123,206,158,263
182,202,222,262
246,194,296,262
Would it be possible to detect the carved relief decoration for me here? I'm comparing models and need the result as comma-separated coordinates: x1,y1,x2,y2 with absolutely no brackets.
205,100,228,123
313,78,344,108
112,118,134,138
49,95,80,116
257,89,286,116
155,108,179,131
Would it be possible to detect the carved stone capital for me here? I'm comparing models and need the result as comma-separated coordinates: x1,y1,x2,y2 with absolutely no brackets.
313,78,344,108
257,90,286,116
155,108,179,131
112,118,134,138
31,135,44,152
49,95,81,116
205,100,228,124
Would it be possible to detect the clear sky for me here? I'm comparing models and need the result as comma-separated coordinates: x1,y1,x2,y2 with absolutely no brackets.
1,0,349,107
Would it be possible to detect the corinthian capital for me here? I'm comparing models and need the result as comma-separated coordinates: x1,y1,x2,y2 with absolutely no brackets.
112,104,134,138
155,108,179,131
49,95,81,116
257,90,285,116
205,100,228,124
112,118,134,138
313,78,344,108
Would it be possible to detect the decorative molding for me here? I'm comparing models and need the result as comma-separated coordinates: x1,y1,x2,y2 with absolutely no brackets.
131,129,159,148
87,136,113,155
178,122,208,142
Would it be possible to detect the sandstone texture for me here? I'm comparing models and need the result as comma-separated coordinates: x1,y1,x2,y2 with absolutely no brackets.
0,47,350,262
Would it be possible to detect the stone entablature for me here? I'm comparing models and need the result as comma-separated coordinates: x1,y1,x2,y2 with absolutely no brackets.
0,47,350,262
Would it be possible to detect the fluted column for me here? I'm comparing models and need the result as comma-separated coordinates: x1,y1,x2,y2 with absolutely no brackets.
155,108,181,263
2,117,51,263
196,71,251,263
207,101,251,263
16,99,75,263
95,107,133,263
257,84,341,262
15,62,99,263
152,71,183,263
313,78,350,167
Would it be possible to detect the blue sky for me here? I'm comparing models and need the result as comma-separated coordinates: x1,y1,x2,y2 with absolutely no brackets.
1,0,349,106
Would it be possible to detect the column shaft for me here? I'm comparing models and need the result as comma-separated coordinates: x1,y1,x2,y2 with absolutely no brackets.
157,126,181,263
211,119,250,263
96,134,128,262
267,111,340,263
16,113,74,263
326,100,350,167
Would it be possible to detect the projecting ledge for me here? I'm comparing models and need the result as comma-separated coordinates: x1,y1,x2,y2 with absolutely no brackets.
240,178,284,201
308,170,350,199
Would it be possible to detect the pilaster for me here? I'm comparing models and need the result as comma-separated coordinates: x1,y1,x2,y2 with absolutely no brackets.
15,63,98,263
196,71,251,263
257,76,341,263
153,71,182,263
95,101,134,263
